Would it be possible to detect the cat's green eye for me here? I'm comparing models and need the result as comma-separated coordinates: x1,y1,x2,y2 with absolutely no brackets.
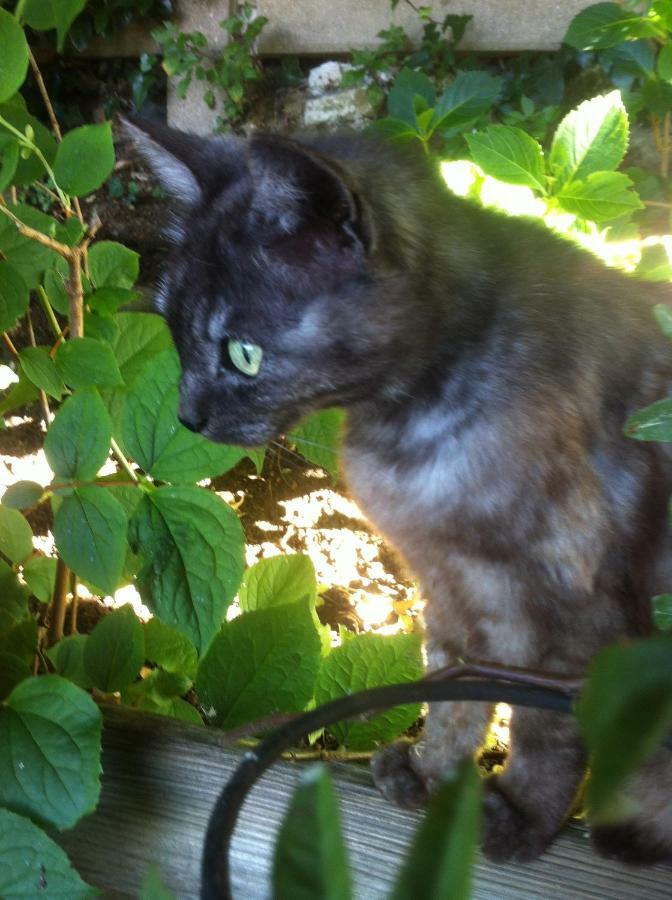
227,339,263,376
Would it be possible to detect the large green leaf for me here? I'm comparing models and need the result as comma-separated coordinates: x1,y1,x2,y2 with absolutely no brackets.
83,604,145,692
53,486,127,595
0,9,29,103
315,633,423,750
391,760,481,900
576,636,672,820
120,348,245,482
110,313,174,386
564,3,665,50
0,617,37,665
45,388,112,481
431,71,501,133
0,261,29,331
55,337,124,389
18,345,65,400
0,809,93,898
624,397,672,442
289,408,344,479
144,617,198,680
0,99,57,186
556,171,643,223
53,122,115,196
22,0,87,51
46,634,93,690
387,68,436,128
549,91,628,190
0,506,33,564
0,652,30,701
88,241,139,289
0,559,30,626
0,675,102,830
196,598,321,729
653,594,672,632
0,205,64,288
466,125,546,193
130,485,245,654
273,765,352,900
2,480,43,511
239,554,317,613
0,132,19,192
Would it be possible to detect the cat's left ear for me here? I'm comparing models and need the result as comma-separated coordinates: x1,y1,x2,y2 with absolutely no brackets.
119,116,240,206
247,134,372,250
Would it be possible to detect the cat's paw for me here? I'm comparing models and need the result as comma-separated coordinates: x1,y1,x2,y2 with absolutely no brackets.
371,742,430,810
481,777,554,863
592,821,672,866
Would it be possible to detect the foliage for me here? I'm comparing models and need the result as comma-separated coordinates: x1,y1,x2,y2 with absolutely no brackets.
151,2,268,131
272,760,481,900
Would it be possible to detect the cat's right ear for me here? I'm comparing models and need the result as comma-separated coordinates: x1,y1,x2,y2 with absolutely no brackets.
119,116,207,206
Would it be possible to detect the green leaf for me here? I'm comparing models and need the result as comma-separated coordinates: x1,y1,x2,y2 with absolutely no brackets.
88,241,139,289
366,117,422,145
110,312,173,387
387,68,436,127
289,408,344,479
653,594,672,632
140,864,176,900
239,554,317,613
0,560,30,625
0,205,65,288
466,126,546,193
391,760,481,900
2,480,43,511
120,348,245,482
18,345,65,399
130,486,245,654
0,617,37,664
196,598,321,729
315,633,423,750
134,692,202,725
576,636,672,820
0,133,19,193
56,337,124,389
655,303,672,340
658,43,672,83
0,372,38,420
0,674,102,830
144,617,198,680
22,0,87,51
273,765,352,900
53,487,128,595
0,652,30,700
87,287,139,317
637,245,672,283
0,261,29,331
0,9,29,103
549,91,629,190
431,71,502,133
84,604,144,692
564,3,664,50
22,555,56,605
45,388,112,481
53,122,115,196
46,634,93,690
624,396,672,441
0,809,93,898
0,505,33,564
556,171,643,223
0,101,57,187
600,40,655,78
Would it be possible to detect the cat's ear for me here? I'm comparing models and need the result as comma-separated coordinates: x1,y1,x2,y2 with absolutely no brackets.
120,116,241,207
247,134,370,249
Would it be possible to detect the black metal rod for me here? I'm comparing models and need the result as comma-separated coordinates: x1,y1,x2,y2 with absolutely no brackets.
200,677,575,899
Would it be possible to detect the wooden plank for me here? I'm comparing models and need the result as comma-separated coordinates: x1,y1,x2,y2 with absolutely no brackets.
55,706,672,899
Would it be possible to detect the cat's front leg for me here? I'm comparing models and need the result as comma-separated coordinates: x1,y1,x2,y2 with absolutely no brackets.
371,640,493,809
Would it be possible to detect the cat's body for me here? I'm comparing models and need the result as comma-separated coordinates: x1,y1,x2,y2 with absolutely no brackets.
126,118,672,864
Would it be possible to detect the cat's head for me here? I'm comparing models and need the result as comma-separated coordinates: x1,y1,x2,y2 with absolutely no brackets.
123,119,417,446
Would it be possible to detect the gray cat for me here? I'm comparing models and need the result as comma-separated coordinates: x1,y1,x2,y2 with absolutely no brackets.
125,117,672,864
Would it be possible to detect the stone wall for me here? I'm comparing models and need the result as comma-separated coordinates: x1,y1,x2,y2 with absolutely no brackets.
162,0,596,132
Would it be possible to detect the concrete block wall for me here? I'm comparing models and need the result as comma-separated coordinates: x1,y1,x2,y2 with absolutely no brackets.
166,0,595,132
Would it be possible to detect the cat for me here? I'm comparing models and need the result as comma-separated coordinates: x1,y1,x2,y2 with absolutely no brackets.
124,116,672,865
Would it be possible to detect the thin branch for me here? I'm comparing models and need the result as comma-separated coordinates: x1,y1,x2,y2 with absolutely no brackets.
47,557,70,646
110,438,139,484
27,309,51,426
28,48,62,141
67,248,84,339
68,571,78,635
2,332,18,357
0,201,72,258
36,286,63,340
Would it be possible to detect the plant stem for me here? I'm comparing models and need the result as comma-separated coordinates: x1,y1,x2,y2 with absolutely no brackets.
68,571,78,634
110,438,139,483
28,48,62,141
67,248,84,339
0,114,70,211
0,200,72,257
48,557,70,646
36,285,63,340
663,111,671,180
2,332,18,357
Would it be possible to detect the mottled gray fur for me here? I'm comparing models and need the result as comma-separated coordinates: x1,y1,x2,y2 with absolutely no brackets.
125,117,672,864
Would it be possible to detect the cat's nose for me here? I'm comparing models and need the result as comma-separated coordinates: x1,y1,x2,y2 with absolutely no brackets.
178,410,207,434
